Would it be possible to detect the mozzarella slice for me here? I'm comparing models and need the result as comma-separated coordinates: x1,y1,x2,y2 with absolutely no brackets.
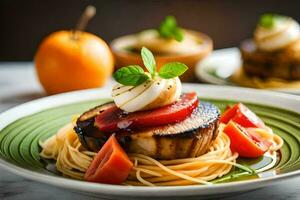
112,80,152,108
112,76,182,112
173,77,182,101
120,78,167,112
112,84,134,97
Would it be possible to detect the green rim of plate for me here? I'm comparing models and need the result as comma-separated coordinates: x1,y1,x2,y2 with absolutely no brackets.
0,98,299,182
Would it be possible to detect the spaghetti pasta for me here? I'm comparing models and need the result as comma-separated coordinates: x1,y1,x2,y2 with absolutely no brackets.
231,68,300,89
40,121,283,186
40,122,96,179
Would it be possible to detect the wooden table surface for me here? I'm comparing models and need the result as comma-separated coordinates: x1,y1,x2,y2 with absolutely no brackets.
0,62,299,200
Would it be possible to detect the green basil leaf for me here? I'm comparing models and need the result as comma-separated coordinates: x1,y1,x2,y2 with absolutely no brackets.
159,16,176,38
158,15,184,42
113,65,150,86
141,47,156,77
164,15,177,28
259,13,285,29
173,27,184,42
158,62,188,79
159,25,172,39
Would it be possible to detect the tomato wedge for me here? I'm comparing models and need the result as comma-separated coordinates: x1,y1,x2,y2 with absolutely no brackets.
223,121,272,158
84,135,133,184
95,92,199,133
220,103,265,128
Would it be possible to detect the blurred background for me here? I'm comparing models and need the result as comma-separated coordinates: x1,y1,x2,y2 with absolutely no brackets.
1,0,300,61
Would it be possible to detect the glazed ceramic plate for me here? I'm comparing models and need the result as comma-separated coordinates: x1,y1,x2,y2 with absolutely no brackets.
195,48,300,95
0,84,300,199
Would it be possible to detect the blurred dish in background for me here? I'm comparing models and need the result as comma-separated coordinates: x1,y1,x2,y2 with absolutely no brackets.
197,14,300,95
196,48,300,94
110,16,212,82
196,48,240,85
35,6,114,95
235,14,300,90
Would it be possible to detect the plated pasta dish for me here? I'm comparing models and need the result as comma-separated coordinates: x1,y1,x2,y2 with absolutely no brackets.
40,48,283,186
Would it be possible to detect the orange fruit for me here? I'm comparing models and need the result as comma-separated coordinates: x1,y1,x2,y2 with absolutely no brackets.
35,30,114,95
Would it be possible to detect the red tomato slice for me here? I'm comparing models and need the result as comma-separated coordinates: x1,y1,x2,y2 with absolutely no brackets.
223,121,271,158
220,103,265,128
219,104,239,124
95,92,199,133
84,135,133,184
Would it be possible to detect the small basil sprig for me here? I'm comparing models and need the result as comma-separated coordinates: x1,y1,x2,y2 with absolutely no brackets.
113,47,188,86
141,47,156,78
113,65,150,86
158,62,188,79
259,13,285,29
158,15,184,42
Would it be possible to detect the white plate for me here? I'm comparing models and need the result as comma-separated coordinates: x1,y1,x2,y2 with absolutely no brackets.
0,84,300,199
195,48,300,95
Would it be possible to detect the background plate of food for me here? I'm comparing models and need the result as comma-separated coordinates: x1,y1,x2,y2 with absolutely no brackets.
110,16,213,82
195,48,300,95
0,83,299,199
196,14,300,95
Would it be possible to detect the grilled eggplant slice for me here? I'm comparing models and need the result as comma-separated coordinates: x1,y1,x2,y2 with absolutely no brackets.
74,103,113,152
74,102,220,160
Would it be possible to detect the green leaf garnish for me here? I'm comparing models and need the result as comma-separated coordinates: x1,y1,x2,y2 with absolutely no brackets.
113,47,188,86
113,65,150,86
158,15,184,42
158,62,188,79
259,13,285,29
141,47,156,77
173,27,184,42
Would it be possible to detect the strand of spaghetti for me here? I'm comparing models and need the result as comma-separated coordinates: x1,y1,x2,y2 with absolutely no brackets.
63,133,87,171
271,134,284,151
132,155,237,180
129,165,230,186
39,134,59,159
141,167,209,183
129,154,212,185
82,151,97,156
136,161,218,171
136,170,155,186
58,142,73,170
133,167,217,185
130,152,236,171
131,163,211,182
75,140,81,150
66,129,93,171
130,160,234,186
132,167,163,177
67,138,92,166
176,158,237,176
129,165,231,186
129,147,228,166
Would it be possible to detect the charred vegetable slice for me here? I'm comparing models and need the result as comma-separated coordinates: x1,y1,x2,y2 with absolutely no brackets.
74,101,220,159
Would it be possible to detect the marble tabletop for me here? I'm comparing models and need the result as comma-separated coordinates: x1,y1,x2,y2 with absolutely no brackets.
0,62,300,200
